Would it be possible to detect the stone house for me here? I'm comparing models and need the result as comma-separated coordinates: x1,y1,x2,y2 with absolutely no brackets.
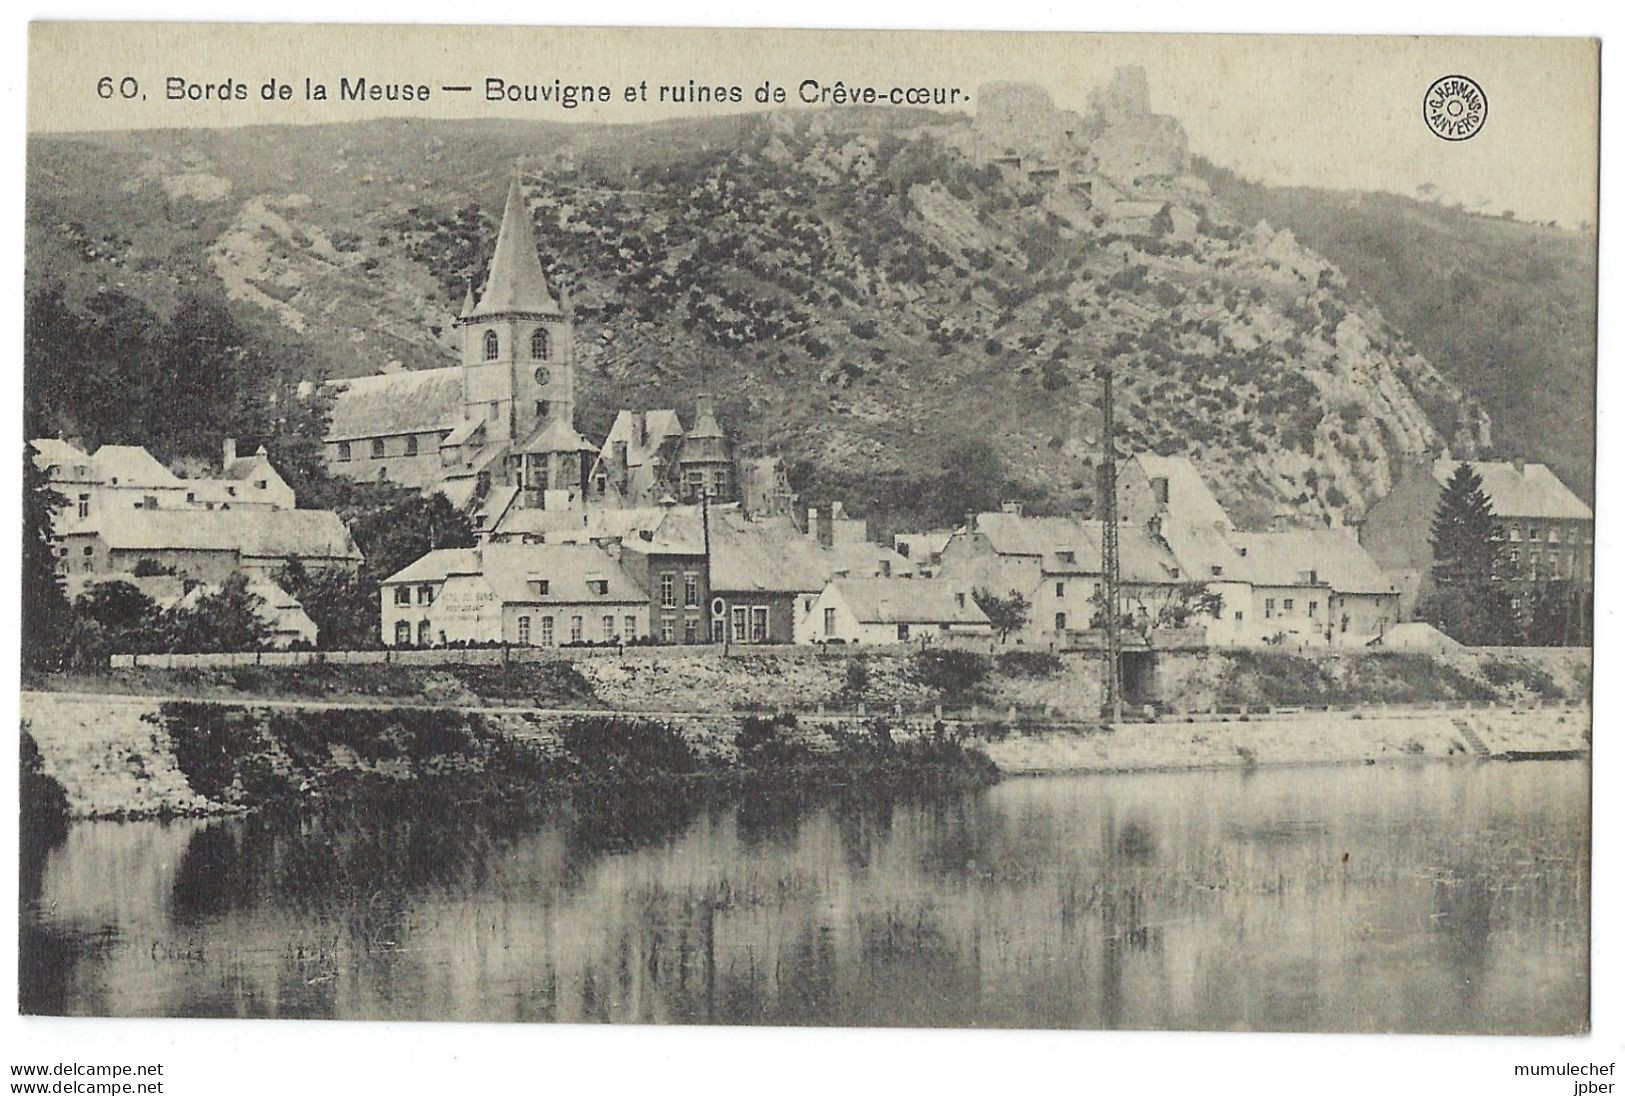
56,508,362,584
1358,457,1594,618
1228,530,1400,648
379,543,648,648
937,506,1192,647
806,578,992,645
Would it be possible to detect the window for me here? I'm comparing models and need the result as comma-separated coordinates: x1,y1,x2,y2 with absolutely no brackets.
897,623,911,641
540,617,554,646
625,615,637,639
371,438,385,459
1283,598,1295,612
1056,550,1076,564
405,436,418,456
824,607,837,636
531,328,550,359
661,615,675,643
732,606,748,642
1264,598,1275,619
489,401,500,422
750,606,768,643
570,616,583,643
1234,611,1243,621
684,573,699,608
536,400,550,420
712,470,727,498
393,586,411,605
337,442,351,462
531,578,550,596
602,615,615,642
954,592,966,609
142,495,158,510
1308,601,1317,617
254,479,268,490
589,579,610,596
77,494,90,519
483,330,499,361
394,621,411,645
1055,612,1067,632
518,615,531,644
417,620,431,646
685,470,705,499
1056,581,1066,597
660,572,676,608
684,616,698,644
1509,548,1520,563
417,584,434,605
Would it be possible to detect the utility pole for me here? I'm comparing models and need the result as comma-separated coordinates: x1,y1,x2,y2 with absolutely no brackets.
1099,361,1124,723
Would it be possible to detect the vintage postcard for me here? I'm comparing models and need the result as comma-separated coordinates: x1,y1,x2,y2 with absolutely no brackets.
18,21,1597,1048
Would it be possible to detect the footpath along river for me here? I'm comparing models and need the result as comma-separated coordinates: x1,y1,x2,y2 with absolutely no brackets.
21,756,1588,1031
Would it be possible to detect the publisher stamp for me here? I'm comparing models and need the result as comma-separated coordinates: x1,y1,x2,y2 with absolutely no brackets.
1424,74,1488,140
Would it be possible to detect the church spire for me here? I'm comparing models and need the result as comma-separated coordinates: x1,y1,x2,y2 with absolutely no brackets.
468,168,558,318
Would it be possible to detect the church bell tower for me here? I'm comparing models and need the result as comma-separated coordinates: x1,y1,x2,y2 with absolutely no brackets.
454,170,577,449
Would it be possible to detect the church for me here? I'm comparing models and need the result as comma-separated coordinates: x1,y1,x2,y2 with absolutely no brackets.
321,171,779,524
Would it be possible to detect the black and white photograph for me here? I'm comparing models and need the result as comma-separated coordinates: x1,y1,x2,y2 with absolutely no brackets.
10,16,1610,1092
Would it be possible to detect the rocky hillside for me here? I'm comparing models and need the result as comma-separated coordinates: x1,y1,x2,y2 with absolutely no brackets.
1199,161,1597,502
28,73,1585,530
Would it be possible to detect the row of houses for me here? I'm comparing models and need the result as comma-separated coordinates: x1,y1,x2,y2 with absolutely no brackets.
32,437,363,648
378,502,995,648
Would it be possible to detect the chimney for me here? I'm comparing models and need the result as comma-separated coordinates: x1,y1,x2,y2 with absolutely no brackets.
831,500,846,521
817,509,834,548
631,411,647,450
807,507,819,536
1513,459,1526,475
223,438,237,467
1151,476,1170,506
612,440,628,476
695,394,715,419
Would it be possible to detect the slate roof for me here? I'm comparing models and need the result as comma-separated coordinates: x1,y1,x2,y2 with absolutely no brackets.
326,367,464,442
1130,453,1233,529
468,175,560,318
1430,459,1592,521
91,445,183,488
969,512,1185,584
72,507,362,562
518,417,596,455
1229,530,1395,594
384,543,646,605
30,438,91,470
831,578,990,626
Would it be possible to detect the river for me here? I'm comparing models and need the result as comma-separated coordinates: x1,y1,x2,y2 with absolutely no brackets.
20,759,1588,1032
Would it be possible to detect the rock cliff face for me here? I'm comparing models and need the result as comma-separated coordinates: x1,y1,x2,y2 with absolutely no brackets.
27,68,1527,530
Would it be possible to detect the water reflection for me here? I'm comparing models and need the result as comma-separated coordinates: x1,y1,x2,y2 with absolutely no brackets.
21,760,1588,1032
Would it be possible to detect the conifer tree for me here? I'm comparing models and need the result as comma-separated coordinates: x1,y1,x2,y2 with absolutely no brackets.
1423,463,1513,644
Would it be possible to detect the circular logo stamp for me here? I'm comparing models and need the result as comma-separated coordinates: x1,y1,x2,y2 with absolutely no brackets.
1424,75,1487,141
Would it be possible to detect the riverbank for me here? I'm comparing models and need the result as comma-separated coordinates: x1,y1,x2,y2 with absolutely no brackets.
21,688,1589,820
23,644,1593,719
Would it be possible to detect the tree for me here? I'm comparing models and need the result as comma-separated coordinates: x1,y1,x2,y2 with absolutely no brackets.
163,573,272,653
22,447,69,670
1421,463,1515,644
275,557,381,650
973,587,1030,642
73,580,163,653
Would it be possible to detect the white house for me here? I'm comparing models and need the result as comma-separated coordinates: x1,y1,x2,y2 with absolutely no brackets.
806,578,992,645
380,542,649,647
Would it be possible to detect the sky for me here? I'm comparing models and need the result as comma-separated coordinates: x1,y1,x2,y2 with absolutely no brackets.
27,25,1599,227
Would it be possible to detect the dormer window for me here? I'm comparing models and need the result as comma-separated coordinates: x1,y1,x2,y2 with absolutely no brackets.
483,330,499,361
530,578,550,596
254,479,268,489
530,328,550,360
588,578,610,596
337,442,351,462
405,437,418,457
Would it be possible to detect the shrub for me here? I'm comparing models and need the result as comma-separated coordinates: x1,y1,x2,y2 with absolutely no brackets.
734,713,811,769
557,716,698,775
908,649,992,703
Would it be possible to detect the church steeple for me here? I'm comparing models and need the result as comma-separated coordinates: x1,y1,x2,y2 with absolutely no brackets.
468,170,558,318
